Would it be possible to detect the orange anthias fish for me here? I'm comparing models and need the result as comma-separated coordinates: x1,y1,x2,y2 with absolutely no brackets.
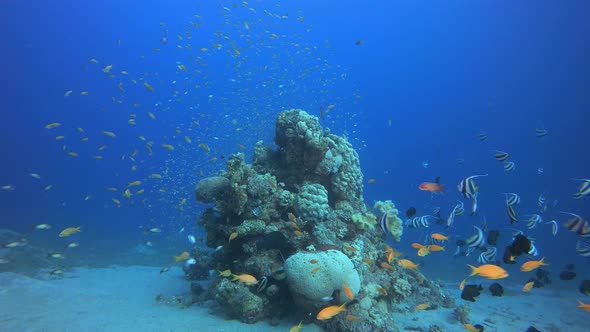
411,243,426,249
398,259,419,270
427,244,445,252
317,302,347,320
523,280,535,292
520,257,549,272
578,300,590,313
467,264,509,279
464,324,483,332
342,284,354,300
419,182,444,193
416,303,430,310
431,233,449,241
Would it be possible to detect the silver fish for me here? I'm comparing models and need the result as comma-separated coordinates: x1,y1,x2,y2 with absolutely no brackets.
547,220,558,236
457,174,488,199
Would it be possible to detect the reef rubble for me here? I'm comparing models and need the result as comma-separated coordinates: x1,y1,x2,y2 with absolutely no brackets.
190,109,453,331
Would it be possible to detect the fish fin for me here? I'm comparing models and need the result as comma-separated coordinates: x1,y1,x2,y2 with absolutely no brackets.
438,184,444,191
467,264,478,276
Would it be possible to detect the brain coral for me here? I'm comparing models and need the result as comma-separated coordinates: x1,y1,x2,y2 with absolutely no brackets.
294,183,330,222
285,250,360,303
194,176,231,203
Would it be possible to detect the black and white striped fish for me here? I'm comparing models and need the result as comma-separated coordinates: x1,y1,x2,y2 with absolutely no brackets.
526,214,542,229
537,193,546,208
503,161,516,172
506,203,518,224
457,174,488,199
471,192,479,216
476,132,488,142
454,201,465,216
535,127,548,138
478,246,497,264
528,241,539,256
494,151,510,162
380,212,389,234
547,220,558,236
576,240,590,257
466,226,485,249
562,211,584,233
503,192,521,206
573,178,590,199
405,215,432,228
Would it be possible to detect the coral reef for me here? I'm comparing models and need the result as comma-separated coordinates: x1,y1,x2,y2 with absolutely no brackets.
191,109,452,329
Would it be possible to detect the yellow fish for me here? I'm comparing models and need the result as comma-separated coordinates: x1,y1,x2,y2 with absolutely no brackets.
228,232,238,242
231,273,257,285
127,180,141,187
161,143,175,151
459,277,468,290
45,122,61,129
417,247,430,257
147,111,156,120
289,321,303,332
143,81,154,92
101,130,116,138
174,251,190,262
198,143,210,152
123,189,131,198
218,269,232,277
59,226,81,237
150,173,162,179
415,303,430,310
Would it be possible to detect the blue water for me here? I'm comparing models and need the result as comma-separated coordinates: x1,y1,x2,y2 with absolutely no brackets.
1,0,590,327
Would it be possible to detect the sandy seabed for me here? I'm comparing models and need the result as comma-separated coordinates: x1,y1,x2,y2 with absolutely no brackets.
1,266,588,332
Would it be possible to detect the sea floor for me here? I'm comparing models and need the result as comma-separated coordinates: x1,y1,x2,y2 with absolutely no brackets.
0,265,588,332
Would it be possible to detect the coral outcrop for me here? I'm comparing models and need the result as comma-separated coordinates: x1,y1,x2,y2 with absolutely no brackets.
191,109,452,330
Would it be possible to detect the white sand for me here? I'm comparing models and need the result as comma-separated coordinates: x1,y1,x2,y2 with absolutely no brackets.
1,266,589,332
0,266,321,332
404,280,590,332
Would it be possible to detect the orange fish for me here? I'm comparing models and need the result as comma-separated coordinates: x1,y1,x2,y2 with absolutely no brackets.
311,267,321,274
380,262,395,271
416,303,430,310
362,258,375,265
419,182,444,193
294,230,303,236
431,233,449,241
317,302,347,320
346,314,361,321
523,280,534,292
342,284,354,300
310,259,318,264
467,264,509,279
464,324,483,332
398,259,419,270
378,287,388,296
578,300,590,313
231,274,258,286
520,257,549,272
411,243,426,249
427,244,445,252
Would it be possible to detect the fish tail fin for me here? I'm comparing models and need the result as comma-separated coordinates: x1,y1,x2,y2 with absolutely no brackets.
438,185,445,192
467,264,478,277
540,257,549,265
